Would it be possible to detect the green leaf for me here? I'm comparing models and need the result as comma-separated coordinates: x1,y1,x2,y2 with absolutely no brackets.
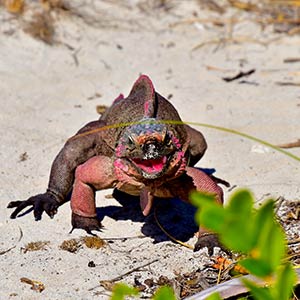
242,278,273,300
191,192,225,232
253,200,286,273
110,283,139,300
239,258,272,277
192,188,296,300
261,224,286,272
226,189,254,215
205,292,223,300
253,200,275,237
220,189,256,252
152,286,176,300
191,191,216,206
271,263,297,300
197,205,225,232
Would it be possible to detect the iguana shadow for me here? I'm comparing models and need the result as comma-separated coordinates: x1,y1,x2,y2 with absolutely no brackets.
96,189,198,244
9,189,198,244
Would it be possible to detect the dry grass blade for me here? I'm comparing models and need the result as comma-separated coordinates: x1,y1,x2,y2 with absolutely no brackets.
154,208,194,250
191,0,300,36
206,65,235,72
269,0,300,6
284,57,300,63
192,36,271,51
171,17,241,28
92,259,159,292
288,238,300,245
227,0,259,12
0,226,23,255
275,81,300,86
277,139,300,148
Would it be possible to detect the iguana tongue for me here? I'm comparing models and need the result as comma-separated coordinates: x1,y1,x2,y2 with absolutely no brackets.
140,188,154,216
133,156,166,174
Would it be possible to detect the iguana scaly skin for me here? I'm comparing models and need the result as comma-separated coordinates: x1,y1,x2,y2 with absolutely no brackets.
8,75,224,253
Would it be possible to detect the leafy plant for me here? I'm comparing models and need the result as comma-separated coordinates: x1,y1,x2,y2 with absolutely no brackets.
152,286,176,300
110,283,139,300
191,189,297,300
110,284,175,300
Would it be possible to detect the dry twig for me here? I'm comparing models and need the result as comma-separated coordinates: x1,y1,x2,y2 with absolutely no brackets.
20,277,45,292
284,57,300,63
223,69,256,82
0,226,23,255
192,35,279,51
275,82,300,86
88,259,159,292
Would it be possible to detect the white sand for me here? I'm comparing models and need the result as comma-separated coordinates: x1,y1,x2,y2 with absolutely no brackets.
0,1,299,299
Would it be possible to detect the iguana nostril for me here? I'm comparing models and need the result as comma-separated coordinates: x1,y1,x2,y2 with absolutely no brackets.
145,143,156,152
143,142,160,159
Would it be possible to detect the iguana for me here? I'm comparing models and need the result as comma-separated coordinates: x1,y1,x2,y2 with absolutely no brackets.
8,75,225,253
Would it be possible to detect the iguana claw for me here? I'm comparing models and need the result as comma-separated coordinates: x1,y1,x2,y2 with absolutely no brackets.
7,193,59,220
194,233,230,256
70,212,103,235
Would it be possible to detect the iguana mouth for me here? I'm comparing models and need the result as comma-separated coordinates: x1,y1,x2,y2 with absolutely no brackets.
131,156,167,175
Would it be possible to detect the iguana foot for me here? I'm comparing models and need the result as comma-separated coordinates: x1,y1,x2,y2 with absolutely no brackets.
70,212,103,235
194,233,230,256
7,193,59,220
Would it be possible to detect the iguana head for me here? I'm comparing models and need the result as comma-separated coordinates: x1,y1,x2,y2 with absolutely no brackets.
112,75,188,181
115,118,187,180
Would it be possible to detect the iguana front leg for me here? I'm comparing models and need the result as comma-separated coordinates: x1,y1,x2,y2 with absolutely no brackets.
167,167,225,254
70,155,117,234
8,120,113,221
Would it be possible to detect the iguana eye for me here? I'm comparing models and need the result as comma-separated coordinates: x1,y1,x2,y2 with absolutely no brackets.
126,135,137,152
163,133,173,147
128,135,135,145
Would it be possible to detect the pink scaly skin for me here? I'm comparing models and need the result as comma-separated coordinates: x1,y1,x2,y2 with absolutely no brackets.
8,75,227,254
70,156,116,217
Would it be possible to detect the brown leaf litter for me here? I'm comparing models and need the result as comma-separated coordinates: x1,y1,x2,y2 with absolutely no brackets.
20,277,45,293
